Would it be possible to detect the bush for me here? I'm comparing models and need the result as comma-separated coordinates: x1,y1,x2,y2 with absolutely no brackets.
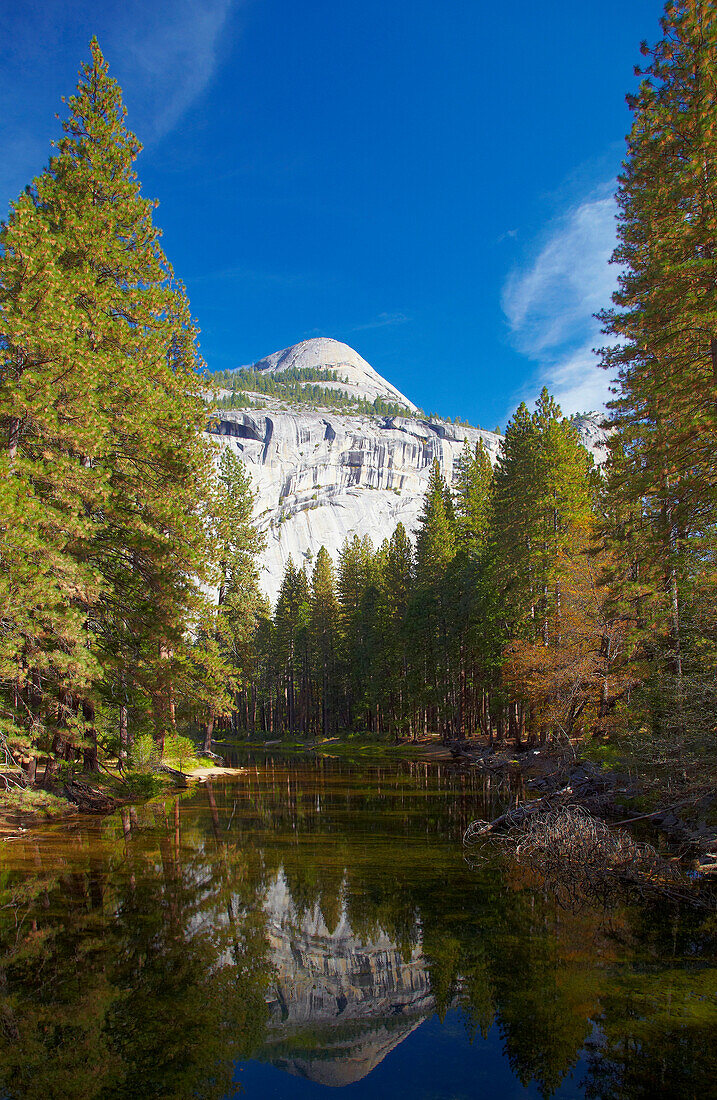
130,734,160,772
163,734,199,772
122,772,165,798
128,732,202,774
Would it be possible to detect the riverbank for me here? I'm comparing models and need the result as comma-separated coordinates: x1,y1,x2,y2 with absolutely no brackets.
454,741,717,877
0,762,201,837
212,733,462,762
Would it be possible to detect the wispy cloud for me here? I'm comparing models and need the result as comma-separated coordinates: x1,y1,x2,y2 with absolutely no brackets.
502,183,618,415
349,311,410,332
111,0,236,140
0,0,237,208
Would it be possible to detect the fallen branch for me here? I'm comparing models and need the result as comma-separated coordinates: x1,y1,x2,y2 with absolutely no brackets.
463,786,574,843
611,794,712,826
155,763,190,785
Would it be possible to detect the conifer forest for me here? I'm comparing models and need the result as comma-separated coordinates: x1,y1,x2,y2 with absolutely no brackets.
0,6,716,798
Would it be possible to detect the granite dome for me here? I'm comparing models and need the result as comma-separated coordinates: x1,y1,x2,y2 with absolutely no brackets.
250,337,419,413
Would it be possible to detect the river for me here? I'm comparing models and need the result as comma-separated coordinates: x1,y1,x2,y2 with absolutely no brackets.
0,756,715,1099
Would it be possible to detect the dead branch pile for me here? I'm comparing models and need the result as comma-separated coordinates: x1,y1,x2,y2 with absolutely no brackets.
63,781,119,814
465,804,688,906
463,786,575,841
511,805,681,884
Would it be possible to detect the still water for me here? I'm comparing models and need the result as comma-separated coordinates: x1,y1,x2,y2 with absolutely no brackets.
0,756,715,1099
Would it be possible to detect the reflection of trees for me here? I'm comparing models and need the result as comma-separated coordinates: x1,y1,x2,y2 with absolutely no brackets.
0,802,271,1100
582,898,717,1100
0,759,715,1099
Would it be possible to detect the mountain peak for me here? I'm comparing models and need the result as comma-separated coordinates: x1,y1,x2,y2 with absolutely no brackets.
251,337,418,413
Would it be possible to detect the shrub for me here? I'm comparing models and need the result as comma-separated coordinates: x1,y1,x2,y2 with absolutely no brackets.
130,734,160,772
163,734,199,772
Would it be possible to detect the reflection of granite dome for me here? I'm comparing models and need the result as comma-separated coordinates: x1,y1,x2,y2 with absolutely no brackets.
251,337,418,413
258,871,434,1086
267,1017,427,1088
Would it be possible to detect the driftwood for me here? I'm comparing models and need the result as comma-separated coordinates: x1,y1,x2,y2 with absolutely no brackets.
464,800,696,906
463,787,574,843
63,781,119,814
155,763,190,786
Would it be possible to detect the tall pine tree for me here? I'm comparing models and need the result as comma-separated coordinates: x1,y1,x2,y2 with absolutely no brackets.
0,40,223,773
600,0,717,760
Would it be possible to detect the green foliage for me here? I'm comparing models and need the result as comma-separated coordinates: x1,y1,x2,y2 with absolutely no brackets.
130,734,161,772
454,438,493,553
596,0,717,773
0,787,69,817
415,459,456,588
163,734,200,771
0,40,264,788
121,770,166,798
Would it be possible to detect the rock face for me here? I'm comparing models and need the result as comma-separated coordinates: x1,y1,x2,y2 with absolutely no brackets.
209,340,609,605
258,871,434,1087
212,408,502,604
250,336,419,412
572,412,610,465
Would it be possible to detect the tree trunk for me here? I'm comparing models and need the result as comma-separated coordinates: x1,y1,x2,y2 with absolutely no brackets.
81,700,99,772
7,416,20,463
203,709,215,754
119,703,129,767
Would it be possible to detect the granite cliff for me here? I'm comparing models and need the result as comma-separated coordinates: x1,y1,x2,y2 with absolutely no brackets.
208,338,607,604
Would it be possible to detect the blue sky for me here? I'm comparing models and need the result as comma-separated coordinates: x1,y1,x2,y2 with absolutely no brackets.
0,0,663,428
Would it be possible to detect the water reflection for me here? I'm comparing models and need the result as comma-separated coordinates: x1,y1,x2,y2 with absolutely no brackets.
261,869,434,1086
0,758,715,1100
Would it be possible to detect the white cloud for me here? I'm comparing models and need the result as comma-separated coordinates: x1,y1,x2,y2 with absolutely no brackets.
113,0,236,140
349,312,410,332
0,1,238,212
502,184,619,415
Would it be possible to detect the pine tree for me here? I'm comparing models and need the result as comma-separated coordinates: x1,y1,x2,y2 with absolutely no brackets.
599,0,717,759
274,558,310,734
493,391,594,645
0,40,220,773
491,402,541,640
336,534,379,729
454,438,493,553
0,120,108,774
411,460,458,738
310,547,339,737
414,459,456,588
492,390,596,742
380,523,415,736
197,447,264,752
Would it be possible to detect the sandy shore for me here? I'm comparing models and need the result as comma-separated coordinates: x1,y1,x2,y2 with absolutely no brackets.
188,766,248,779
